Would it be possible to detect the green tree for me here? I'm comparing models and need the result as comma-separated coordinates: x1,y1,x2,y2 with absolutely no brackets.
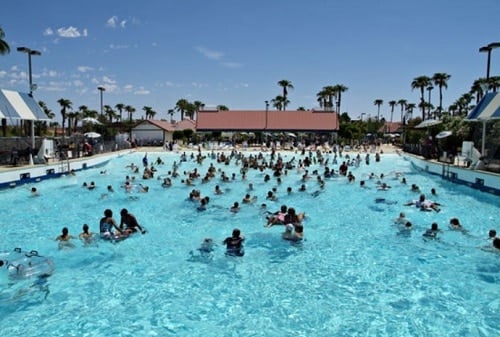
411,75,431,119
192,100,204,120
398,99,408,122
115,103,125,121
217,105,229,111
277,79,293,110
175,99,190,120
316,88,331,110
432,73,451,115
167,109,175,122
0,26,10,55
388,100,397,124
271,95,287,111
125,105,136,122
57,98,72,136
333,84,348,114
373,99,383,121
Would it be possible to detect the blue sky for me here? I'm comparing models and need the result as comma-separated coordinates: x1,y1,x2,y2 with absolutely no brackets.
1,0,499,122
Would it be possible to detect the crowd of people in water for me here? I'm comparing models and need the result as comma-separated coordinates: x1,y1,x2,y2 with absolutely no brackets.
28,145,500,255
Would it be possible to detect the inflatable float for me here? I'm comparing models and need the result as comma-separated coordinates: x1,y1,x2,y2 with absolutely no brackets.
0,248,54,280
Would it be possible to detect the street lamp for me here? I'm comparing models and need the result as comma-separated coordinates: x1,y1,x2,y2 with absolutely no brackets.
426,85,434,119
264,100,269,129
17,46,41,164
479,42,500,82
97,86,106,116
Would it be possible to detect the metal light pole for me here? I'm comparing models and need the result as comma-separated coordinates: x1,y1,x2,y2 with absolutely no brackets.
265,100,269,129
479,42,500,83
427,85,433,119
17,46,41,165
98,86,106,116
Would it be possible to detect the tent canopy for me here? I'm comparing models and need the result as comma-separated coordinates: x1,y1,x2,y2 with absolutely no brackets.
0,89,47,120
466,92,500,121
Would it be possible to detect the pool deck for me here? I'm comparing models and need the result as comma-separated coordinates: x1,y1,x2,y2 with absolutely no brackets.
0,144,499,195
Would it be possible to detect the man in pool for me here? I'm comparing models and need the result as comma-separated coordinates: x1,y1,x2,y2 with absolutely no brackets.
119,208,146,234
223,228,245,256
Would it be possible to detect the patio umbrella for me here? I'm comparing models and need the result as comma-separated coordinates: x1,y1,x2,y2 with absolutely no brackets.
287,132,297,137
436,131,452,139
415,119,442,129
84,132,101,138
82,117,102,125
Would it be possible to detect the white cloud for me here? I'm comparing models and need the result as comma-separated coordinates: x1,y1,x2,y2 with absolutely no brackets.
10,65,19,71
196,46,223,60
107,16,118,28
102,76,116,84
0,70,6,78
221,62,242,68
107,16,127,28
124,84,133,90
109,44,129,50
78,66,94,73
134,88,150,95
56,26,88,38
43,28,54,36
73,80,84,87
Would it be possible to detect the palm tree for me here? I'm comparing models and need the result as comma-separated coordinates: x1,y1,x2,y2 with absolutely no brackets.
277,80,293,110
488,76,500,92
167,109,175,122
470,78,488,103
142,106,154,119
57,98,72,136
125,105,136,122
115,103,125,121
388,100,397,124
373,99,383,121
0,26,10,55
397,99,407,123
192,100,204,120
271,95,287,111
175,99,190,120
37,100,54,136
316,88,330,110
411,75,431,119
432,73,451,115
217,105,229,111
333,84,348,114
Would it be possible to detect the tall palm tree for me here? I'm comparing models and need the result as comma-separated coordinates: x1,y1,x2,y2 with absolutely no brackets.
470,78,488,103
175,99,190,120
432,73,451,115
37,100,54,136
488,76,500,92
397,99,407,123
277,80,293,110
388,100,397,124
125,105,136,122
192,100,204,120
373,99,383,121
142,106,154,119
333,84,348,114
167,109,175,122
411,75,431,119
115,103,125,121
104,105,116,122
316,88,330,110
57,98,72,137
0,26,10,55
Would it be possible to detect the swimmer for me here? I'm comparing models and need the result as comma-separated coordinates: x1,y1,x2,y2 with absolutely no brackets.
223,228,245,256
56,227,76,249
449,217,463,230
423,222,440,239
393,212,406,224
493,237,500,250
99,209,124,240
79,224,95,245
31,187,40,197
120,208,146,234
488,229,497,240
230,202,240,213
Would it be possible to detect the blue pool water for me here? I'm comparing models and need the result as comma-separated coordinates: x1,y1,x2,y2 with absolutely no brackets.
0,150,499,336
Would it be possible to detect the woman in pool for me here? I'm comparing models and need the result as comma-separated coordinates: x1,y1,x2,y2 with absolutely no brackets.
56,227,76,249
99,209,124,240
79,224,95,245
223,228,245,256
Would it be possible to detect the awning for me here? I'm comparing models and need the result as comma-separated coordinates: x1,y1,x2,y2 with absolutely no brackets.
466,92,500,121
0,89,48,120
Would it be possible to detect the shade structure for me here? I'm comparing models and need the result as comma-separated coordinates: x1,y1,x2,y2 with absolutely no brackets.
287,132,297,137
0,89,47,120
436,131,452,139
465,92,500,156
466,92,500,121
82,117,102,125
415,119,442,129
84,132,101,138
